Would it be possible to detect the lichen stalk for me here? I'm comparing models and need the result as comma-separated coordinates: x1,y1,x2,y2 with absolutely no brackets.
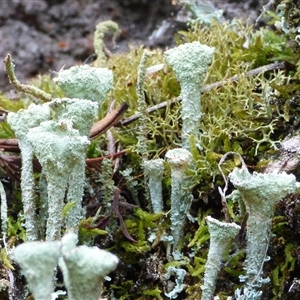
201,216,240,300
165,148,192,255
93,20,120,67
7,103,50,241
136,50,152,159
164,42,214,149
4,54,52,102
0,180,7,237
27,120,90,241
229,167,297,291
143,158,165,213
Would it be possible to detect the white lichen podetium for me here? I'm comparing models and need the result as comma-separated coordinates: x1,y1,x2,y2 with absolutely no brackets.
164,42,214,150
27,118,92,241
201,216,240,300
7,103,50,241
165,148,192,257
229,166,299,297
143,159,165,213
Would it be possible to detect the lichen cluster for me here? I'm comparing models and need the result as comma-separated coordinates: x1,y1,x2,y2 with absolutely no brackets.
1,6,300,299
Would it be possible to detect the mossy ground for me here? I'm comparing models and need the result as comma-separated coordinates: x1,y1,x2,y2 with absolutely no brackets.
1,12,300,300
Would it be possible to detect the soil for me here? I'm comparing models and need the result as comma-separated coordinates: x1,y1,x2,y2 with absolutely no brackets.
0,0,267,93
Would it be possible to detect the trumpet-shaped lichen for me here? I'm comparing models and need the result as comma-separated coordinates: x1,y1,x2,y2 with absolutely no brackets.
201,216,240,300
13,233,119,300
165,148,192,256
229,166,298,296
143,158,165,213
28,120,90,241
13,239,61,299
60,233,119,300
164,41,214,149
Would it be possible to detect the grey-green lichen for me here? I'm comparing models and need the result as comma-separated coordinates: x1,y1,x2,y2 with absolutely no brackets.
28,119,90,241
60,232,119,300
7,103,50,241
0,180,7,237
13,239,61,299
165,148,192,256
164,41,214,149
143,158,165,213
93,20,120,67
201,216,240,300
229,167,298,296
13,233,119,300
54,65,113,104
3,9,300,299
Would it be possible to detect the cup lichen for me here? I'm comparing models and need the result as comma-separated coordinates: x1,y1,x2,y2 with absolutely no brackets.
165,148,192,256
229,166,298,296
164,41,214,149
201,216,240,300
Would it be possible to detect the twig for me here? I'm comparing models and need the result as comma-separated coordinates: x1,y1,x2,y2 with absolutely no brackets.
90,102,128,139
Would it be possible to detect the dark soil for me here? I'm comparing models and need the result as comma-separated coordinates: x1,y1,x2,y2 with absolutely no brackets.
0,0,267,93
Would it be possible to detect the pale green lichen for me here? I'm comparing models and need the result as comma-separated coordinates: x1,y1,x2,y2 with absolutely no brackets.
136,50,153,158
143,158,165,213
54,65,113,104
178,0,224,25
13,233,119,300
0,180,7,237
49,98,98,136
165,148,192,256
98,158,115,214
229,167,298,296
164,42,214,149
13,239,61,299
60,233,119,300
201,216,240,300
27,120,90,241
7,103,50,241
93,20,120,67
164,266,187,299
